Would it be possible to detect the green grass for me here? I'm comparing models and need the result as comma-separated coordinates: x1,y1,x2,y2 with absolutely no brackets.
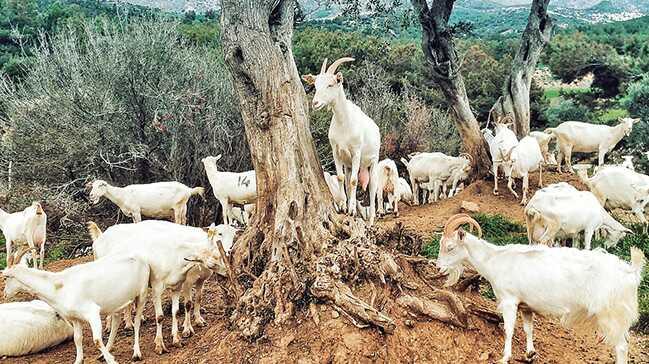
596,108,629,125
422,213,649,331
544,87,561,100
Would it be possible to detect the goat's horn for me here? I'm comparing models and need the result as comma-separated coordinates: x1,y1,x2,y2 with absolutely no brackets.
320,58,328,74
327,57,355,75
11,247,35,267
444,214,482,238
443,213,473,237
459,153,473,163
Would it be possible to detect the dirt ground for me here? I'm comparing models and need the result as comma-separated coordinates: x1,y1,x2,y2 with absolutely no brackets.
2,172,648,364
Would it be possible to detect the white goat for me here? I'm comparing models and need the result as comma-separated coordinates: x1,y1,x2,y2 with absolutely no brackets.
324,171,346,212
529,130,557,165
0,300,73,357
500,136,544,205
483,119,519,195
577,165,649,232
2,248,150,364
437,214,645,364
374,159,400,216
202,155,257,226
88,180,204,225
228,204,255,227
387,177,413,212
401,152,471,204
89,220,235,352
620,155,635,171
0,202,46,269
546,118,640,172
524,183,631,249
303,58,381,224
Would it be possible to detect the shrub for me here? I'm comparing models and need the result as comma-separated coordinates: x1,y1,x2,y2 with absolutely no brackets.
544,99,592,128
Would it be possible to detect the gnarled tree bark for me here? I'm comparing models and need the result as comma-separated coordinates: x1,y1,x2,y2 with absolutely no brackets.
410,0,491,176
491,0,553,138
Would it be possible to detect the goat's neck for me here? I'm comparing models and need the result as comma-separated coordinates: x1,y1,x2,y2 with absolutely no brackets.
330,89,351,126
0,207,8,228
609,123,629,145
103,184,128,207
462,235,501,282
10,267,60,304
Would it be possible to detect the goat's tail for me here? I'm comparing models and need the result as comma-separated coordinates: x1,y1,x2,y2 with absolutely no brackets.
400,158,410,169
191,187,205,199
630,246,647,282
87,221,102,243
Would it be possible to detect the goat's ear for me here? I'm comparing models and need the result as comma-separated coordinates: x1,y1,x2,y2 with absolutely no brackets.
201,227,210,232
457,228,466,242
335,72,344,84
302,74,316,86
633,118,641,124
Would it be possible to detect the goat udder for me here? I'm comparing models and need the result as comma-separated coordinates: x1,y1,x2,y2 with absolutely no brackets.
359,168,370,191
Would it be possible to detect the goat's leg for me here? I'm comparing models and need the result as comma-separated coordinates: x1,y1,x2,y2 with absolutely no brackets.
507,176,519,199
500,300,518,364
584,228,594,250
564,144,574,173
376,182,385,215
333,153,347,212
368,161,378,225
411,178,419,205
219,199,229,226
171,291,182,347
521,173,529,205
133,293,146,361
72,320,84,364
433,180,441,203
347,153,362,217
521,309,537,361
5,238,12,268
87,309,117,364
614,337,629,364
105,313,120,352
493,162,500,195
194,279,208,327
525,214,534,244
173,207,183,225
598,146,608,166
123,303,134,329
181,279,195,338
39,241,45,269
152,285,168,354
538,163,543,188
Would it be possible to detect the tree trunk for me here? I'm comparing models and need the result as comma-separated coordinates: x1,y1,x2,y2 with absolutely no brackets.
411,0,491,176
491,0,553,138
220,0,401,339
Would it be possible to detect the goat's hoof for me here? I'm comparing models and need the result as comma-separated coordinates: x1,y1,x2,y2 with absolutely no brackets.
499,358,510,364
524,351,537,362
493,191,499,196
154,343,167,355
182,328,193,338
132,353,143,362
195,318,207,327
173,339,183,348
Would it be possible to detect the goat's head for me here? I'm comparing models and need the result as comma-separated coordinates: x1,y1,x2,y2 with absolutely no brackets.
494,115,514,133
603,225,633,249
618,117,641,136
206,223,239,253
436,214,482,287
302,57,354,111
89,180,109,204
201,154,222,169
498,146,516,175
2,247,35,299
25,201,45,216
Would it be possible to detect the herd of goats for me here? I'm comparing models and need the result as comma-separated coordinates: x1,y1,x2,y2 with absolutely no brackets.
0,57,647,364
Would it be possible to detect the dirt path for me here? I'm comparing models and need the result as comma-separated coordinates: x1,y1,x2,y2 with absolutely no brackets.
1,172,647,364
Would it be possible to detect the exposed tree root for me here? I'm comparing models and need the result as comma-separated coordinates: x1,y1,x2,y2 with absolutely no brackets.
397,295,466,328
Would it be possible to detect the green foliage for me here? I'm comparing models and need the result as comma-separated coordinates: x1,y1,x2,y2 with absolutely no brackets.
544,99,593,128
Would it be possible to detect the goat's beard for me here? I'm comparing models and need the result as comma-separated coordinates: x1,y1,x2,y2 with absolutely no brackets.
442,264,464,287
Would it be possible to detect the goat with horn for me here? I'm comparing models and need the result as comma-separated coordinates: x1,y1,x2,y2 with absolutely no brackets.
436,214,645,364
302,57,381,225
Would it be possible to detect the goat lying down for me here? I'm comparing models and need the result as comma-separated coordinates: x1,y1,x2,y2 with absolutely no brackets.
437,214,646,364
3,248,150,364
0,300,73,357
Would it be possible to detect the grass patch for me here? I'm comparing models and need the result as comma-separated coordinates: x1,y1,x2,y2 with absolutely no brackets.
421,214,649,331
597,108,628,125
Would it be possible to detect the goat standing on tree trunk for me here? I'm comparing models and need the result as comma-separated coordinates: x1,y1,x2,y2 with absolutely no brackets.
303,58,381,225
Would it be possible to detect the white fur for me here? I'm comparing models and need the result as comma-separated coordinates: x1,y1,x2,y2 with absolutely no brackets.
374,159,400,216
620,155,635,171
3,255,150,364
501,136,544,205
0,202,46,269
303,58,380,224
437,228,646,364
483,122,519,195
577,165,649,232
0,300,73,357
201,155,256,226
524,183,631,249
401,152,471,204
228,204,256,226
90,220,235,352
324,171,346,212
546,118,640,172
89,180,203,224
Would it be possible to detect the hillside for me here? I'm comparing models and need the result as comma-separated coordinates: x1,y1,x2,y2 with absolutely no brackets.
2,172,647,364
